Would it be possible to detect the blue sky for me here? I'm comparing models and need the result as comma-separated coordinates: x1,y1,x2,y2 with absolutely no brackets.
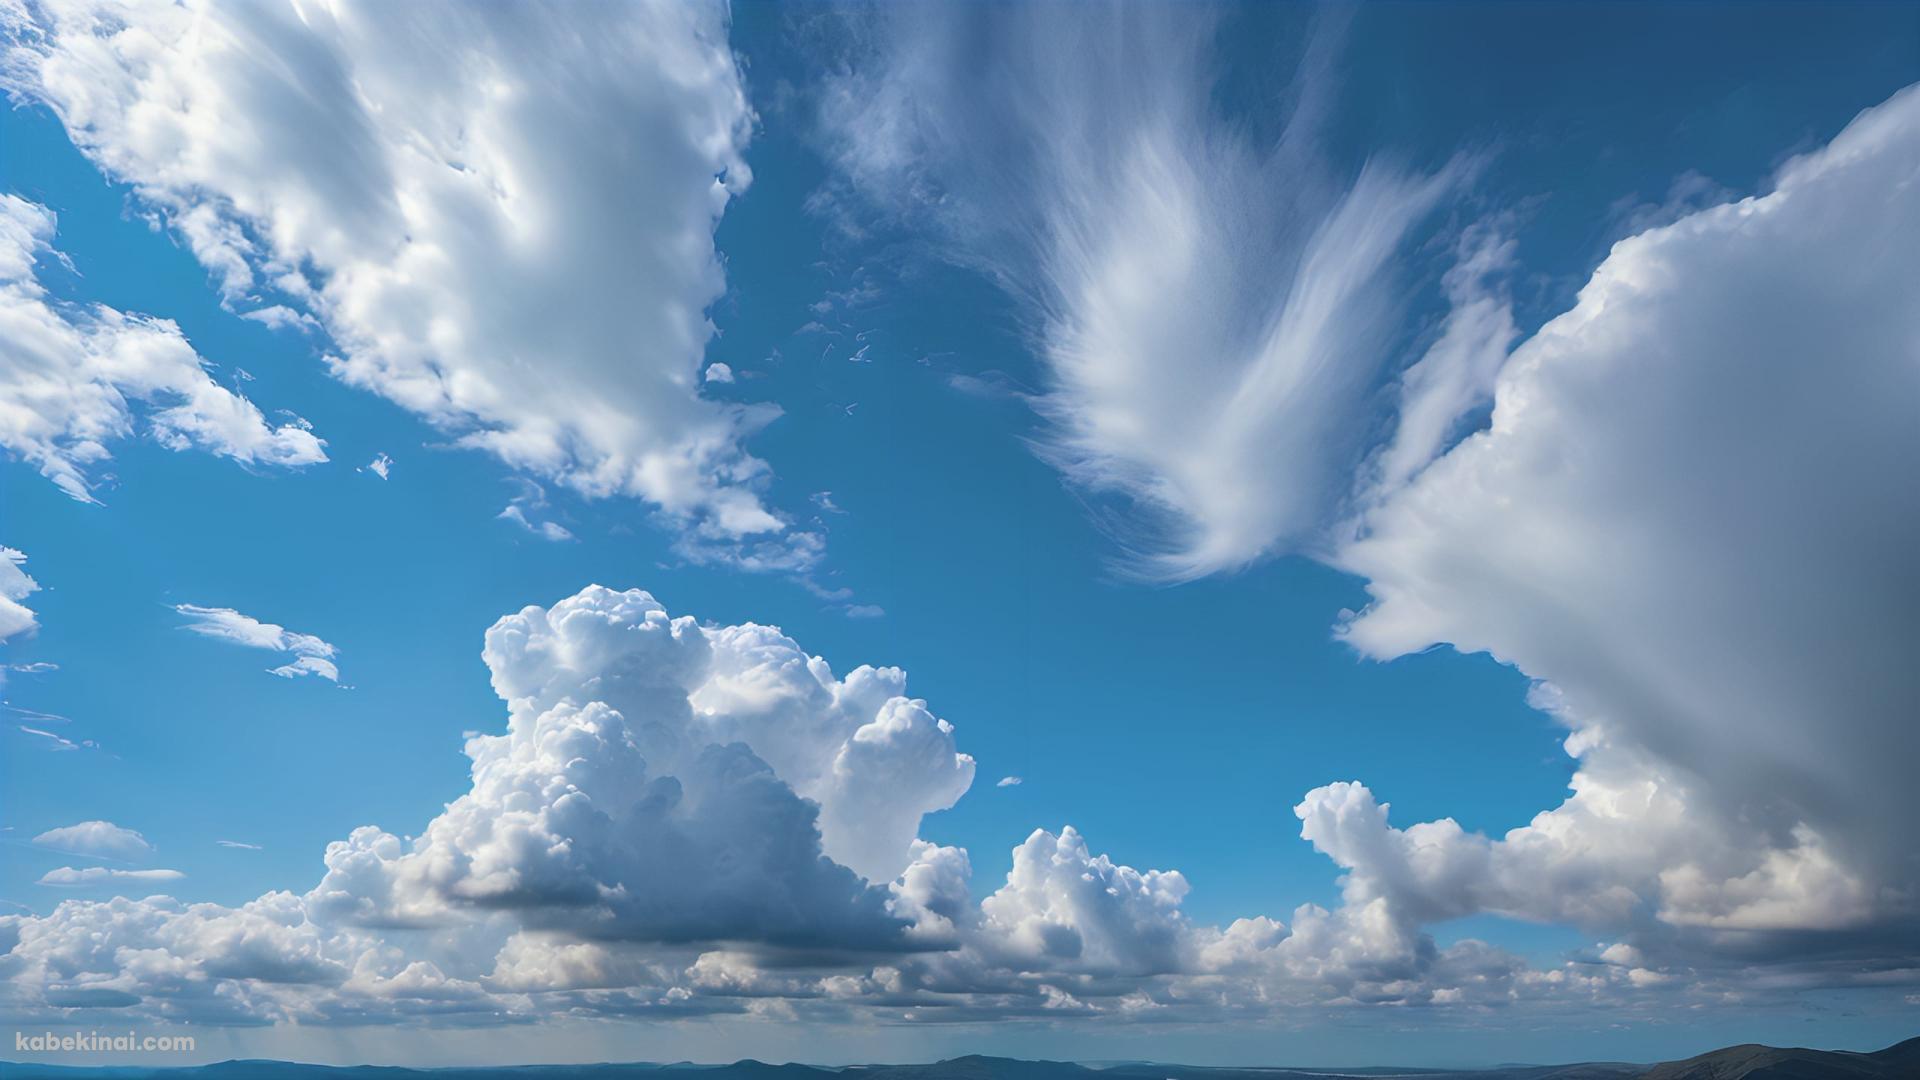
1,0,1918,1068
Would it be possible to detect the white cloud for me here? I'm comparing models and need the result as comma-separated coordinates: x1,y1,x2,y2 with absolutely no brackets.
0,546,39,643
977,827,1191,977
215,840,262,851
1363,222,1518,499
0,194,325,501
819,7,1460,580
267,655,340,682
239,304,317,333
0,585,1868,1029
16,725,97,752
37,867,184,887
3,0,795,548
31,821,153,860
360,452,391,480
1330,84,1920,967
995,776,1021,788
704,362,735,384
295,586,974,950
497,482,573,542
174,604,340,682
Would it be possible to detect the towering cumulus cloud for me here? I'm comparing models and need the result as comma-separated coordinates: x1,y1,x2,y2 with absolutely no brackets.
1323,85,1920,976
308,587,975,945
819,5,1459,580
2,0,787,543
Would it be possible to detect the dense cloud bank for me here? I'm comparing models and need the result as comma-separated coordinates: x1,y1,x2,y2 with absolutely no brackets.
3,571,1902,1030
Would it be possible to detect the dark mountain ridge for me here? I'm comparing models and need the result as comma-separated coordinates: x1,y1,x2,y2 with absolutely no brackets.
1,1037,1914,1080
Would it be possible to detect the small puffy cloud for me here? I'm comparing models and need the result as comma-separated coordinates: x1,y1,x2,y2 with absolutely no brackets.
238,305,317,333
31,821,153,860
0,546,39,644
704,362,735,384
843,603,885,619
996,776,1022,788
360,452,391,480
174,604,340,682
0,195,326,501
498,502,573,543
37,867,184,887
498,480,572,541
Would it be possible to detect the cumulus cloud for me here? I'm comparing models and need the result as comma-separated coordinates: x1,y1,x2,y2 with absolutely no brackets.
31,821,153,861
1330,84,1920,972
704,362,735,384
0,194,325,500
829,4,1920,996
819,6,1461,580
977,827,1191,977
360,453,391,480
2,0,798,549
174,604,340,682
283,586,977,959
0,546,39,643
0,585,1815,1028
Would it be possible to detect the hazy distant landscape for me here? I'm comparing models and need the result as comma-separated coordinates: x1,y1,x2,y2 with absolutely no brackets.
4,1038,1917,1080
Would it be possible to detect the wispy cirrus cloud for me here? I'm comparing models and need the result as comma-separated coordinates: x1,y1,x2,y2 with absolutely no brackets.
818,5,1464,581
173,603,340,683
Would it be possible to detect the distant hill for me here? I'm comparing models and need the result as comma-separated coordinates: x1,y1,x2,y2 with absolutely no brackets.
0,1037,1913,1080
1639,1035,1920,1080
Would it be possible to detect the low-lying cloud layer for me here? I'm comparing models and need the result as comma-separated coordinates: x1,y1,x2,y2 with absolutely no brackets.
4,576,1897,1032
